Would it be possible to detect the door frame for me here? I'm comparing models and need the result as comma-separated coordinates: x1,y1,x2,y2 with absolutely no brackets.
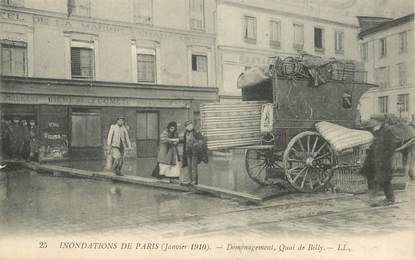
136,110,160,158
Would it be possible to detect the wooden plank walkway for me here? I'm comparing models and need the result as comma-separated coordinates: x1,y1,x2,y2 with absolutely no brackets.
194,184,263,204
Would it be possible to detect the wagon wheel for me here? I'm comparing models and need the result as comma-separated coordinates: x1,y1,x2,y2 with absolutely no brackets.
283,131,336,192
245,146,283,185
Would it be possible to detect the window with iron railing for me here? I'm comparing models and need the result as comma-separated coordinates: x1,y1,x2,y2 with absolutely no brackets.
133,0,153,25
397,63,407,87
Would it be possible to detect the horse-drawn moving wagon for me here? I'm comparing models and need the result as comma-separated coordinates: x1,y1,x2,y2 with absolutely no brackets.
201,55,379,193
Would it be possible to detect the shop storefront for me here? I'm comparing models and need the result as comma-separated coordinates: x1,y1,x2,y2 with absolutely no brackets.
0,76,217,162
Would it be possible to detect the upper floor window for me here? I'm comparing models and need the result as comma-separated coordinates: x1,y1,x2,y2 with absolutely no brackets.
244,16,257,44
191,54,208,86
68,0,91,17
71,41,94,79
397,63,407,87
360,42,368,61
397,94,409,113
399,31,407,53
314,27,324,52
378,96,388,114
0,0,24,6
0,40,27,76
137,48,156,83
270,20,281,48
335,31,344,54
293,24,304,50
133,0,153,25
190,0,204,30
379,38,387,58
375,66,389,88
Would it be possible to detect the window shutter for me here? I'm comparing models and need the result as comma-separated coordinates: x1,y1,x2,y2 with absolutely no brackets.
1,45,12,75
71,48,81,77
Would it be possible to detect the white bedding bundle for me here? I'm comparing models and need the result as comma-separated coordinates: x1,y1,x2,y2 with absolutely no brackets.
315,121,374,153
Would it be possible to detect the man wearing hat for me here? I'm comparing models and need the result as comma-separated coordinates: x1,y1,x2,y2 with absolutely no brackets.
180,120,207,185
360,114,398,206
106,116,132,176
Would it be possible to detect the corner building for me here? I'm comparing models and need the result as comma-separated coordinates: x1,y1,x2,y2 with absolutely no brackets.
0,0,217,161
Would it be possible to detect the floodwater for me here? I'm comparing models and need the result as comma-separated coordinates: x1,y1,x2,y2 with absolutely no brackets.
0,166,413,238
56,152,285,198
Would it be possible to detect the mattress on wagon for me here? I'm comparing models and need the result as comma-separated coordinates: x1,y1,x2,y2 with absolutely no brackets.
315,121,374,153
200,101,266,150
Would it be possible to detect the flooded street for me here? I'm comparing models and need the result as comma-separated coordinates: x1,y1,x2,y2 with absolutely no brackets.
0,160,413,239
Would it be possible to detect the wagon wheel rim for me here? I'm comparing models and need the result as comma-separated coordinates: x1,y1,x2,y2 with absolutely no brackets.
245,148,282,185
283,131,335,192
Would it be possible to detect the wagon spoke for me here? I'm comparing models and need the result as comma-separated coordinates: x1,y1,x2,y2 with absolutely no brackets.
307,136,310,152
300,169,309,189
287,158,304,163
293,167,307,182
315,152,331,160
297,139,305,152
311,136,319,153
252,164,267,178
315,142,327,155
250,161,265,169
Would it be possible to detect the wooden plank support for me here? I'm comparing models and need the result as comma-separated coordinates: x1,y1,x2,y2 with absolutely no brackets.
194,184,263,204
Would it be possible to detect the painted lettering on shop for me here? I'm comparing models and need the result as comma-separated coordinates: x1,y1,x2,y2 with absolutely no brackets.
0,94,38,103
47,96,130,106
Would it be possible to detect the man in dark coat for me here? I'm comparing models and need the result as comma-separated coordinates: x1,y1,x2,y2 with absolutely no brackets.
180,120,207,185
361,114,398,206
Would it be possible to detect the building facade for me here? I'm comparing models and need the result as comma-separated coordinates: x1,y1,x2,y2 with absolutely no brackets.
358,13,414,121
216,0,361,102
0,0,217,161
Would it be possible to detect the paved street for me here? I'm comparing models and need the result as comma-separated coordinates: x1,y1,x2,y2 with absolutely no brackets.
0,164,413,240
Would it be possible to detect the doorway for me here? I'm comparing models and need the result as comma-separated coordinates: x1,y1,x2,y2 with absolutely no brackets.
136,111,159,158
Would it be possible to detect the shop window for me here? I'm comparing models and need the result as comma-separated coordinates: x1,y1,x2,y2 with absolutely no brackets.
378,96,388,114
335,31,344,54
137,50,156,83
71,47,94,79
133,0,153,25
71,110,102,147
136,112,159,158
244,16,257,43
293,24,304,50
190,0,204,30
0,41,27,76
314,27,324,52
270,20,281,48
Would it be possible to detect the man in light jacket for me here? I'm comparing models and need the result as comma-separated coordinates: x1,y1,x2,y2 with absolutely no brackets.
106,116,131,176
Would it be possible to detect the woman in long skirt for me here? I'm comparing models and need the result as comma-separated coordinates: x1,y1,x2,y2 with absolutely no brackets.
156,121,181,181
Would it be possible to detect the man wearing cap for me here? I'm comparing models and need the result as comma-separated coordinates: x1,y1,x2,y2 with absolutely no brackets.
360,114,398,206
106,116,132,176
180,120,206,185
